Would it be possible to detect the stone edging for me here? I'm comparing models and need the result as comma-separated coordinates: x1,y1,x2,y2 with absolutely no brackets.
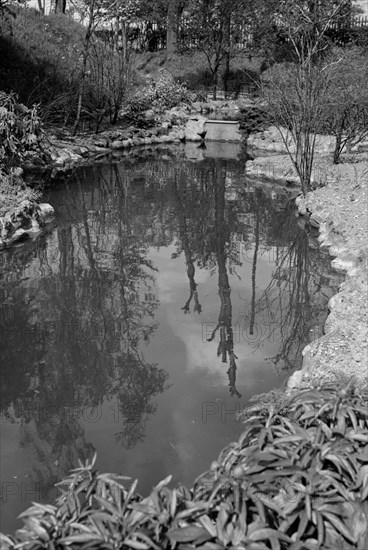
47,112,211,173
0,101,244,250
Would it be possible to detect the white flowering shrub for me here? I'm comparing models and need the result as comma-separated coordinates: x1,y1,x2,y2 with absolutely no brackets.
123,70,191,127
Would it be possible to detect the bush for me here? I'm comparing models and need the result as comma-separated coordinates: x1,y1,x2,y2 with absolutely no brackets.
0,8,84,114
1,382,367,549
0,91,48,170
320,47,368,163
239,105,275,134
0,7,131,130
0,168,41,215
123,69,191,127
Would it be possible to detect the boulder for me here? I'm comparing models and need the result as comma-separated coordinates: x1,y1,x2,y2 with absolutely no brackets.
37,203,55,225
0,201,54,248
184,115,207,141
51,145,84,166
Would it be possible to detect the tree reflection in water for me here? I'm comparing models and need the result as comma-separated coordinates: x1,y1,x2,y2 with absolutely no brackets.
0,153,341,523
206,162,242,398
172,180,202,315
166,158,340,395
170,160,245,398
0,164,168,498
249,208,338,374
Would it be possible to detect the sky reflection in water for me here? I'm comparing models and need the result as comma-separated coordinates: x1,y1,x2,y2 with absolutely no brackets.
0,150,341,533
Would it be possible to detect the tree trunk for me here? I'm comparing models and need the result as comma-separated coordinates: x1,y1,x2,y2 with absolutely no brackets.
333,131,343,164
222,14,231,97
166,0,179,56
72,53,87,136
72,8,94,136
212,77,217,101
121,19,127,63
37,0,45,15
54,0,66,14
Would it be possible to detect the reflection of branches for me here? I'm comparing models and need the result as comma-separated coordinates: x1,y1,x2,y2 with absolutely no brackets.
112,349,169,449
170,161,244,397
172,175,202,315
0,162,168,490
250,227,318,373
249,208,260,336
208,163,242,398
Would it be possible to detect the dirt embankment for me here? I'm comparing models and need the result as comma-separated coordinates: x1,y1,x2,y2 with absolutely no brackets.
288,168,368,390
246,128,368,390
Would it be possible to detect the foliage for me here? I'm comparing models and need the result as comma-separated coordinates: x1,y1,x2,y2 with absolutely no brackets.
1,382,368,549
123,69,191,126
0,7,131,130
0,167,41,215
0,91,44,213
88,38,133,127
0,8,84,110
320,46,368,163
0,91,47,169
182,0,245,99
239,105,274,134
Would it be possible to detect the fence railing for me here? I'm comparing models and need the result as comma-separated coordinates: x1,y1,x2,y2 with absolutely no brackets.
327,15,368,28
96,16,368,53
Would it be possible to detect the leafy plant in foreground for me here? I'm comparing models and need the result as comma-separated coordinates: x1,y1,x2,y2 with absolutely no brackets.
1,382,367,549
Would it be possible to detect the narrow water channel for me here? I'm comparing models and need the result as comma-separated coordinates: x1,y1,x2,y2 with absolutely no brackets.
0,149,341,533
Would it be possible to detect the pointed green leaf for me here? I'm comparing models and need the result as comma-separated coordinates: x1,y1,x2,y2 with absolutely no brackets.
168,525,211,543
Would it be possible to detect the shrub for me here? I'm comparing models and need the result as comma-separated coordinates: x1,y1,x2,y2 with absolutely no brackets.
1,382,367,549
0,91,48,170
123,69,191,127
0,7,132,130
0,167,41,215
0,8,84,111
239,105,275,134
320,47,368,163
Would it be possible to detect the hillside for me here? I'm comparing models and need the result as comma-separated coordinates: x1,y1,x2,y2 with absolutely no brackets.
0,8,85,110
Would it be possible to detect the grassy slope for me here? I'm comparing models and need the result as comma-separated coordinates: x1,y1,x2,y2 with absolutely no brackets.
0,7,263,113
0,8,84,108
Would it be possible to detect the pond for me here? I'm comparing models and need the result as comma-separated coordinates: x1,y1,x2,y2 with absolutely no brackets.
0,146,342,533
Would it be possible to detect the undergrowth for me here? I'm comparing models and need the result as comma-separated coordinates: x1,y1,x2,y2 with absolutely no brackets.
0,91,45,213
1,382,367,549
0,168,41,216
0,7,131,129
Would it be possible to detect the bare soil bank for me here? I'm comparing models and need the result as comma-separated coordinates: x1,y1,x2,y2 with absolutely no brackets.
246,147,368,390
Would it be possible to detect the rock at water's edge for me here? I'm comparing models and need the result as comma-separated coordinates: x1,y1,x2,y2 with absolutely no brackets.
0,202,55,249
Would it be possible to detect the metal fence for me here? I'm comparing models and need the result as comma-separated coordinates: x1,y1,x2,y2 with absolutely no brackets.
96,16,368,53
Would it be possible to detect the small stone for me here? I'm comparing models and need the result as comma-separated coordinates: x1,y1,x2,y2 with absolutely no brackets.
111,140,125,150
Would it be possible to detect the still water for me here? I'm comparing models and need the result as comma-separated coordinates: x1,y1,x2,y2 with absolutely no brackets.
0,147,341,533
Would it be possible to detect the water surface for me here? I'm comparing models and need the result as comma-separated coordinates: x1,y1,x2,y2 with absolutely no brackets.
0,149,341,533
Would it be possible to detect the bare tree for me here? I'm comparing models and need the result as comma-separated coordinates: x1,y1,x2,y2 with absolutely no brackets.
184,0,253,100
72,0,104,135
322,46,368,163
260,0,351,194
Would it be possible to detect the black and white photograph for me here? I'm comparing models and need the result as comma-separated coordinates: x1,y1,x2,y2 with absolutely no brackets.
1,0,368,547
